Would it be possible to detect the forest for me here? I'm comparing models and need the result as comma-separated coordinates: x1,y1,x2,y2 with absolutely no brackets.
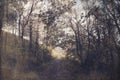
0,0,120,80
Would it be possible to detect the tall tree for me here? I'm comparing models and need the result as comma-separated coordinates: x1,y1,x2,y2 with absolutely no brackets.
0,0,4,79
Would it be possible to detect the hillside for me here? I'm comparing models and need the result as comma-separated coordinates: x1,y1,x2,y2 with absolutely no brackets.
0,0,120,80
0,31,119,80
0,31,77,80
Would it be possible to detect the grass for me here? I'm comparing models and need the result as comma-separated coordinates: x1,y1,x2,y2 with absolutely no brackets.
0,31,51,80
0,31,119,80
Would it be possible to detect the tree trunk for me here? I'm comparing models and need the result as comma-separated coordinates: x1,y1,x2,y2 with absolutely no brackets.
0,0,4,79
75,25,83,63
21,25,25,49
29,21,33,50
0,25,3,80
18,14,22,37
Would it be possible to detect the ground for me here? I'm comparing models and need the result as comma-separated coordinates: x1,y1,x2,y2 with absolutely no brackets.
0,31,116,80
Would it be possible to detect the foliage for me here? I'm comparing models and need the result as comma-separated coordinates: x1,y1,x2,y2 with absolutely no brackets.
1,0,120,80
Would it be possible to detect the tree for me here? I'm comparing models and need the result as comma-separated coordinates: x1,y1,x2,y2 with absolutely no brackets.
38,0,76,47
0,0,4,79
0,0,4,33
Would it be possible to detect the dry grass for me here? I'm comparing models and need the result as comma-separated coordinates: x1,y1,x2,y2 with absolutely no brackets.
0,31,118,80
13,71,39,80
1,31,40,80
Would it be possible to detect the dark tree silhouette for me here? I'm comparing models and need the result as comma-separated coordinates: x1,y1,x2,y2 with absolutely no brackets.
0,0,4,79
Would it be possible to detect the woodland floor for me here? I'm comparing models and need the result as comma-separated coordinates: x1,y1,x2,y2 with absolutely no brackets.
0,31,74,80
0,31,118,80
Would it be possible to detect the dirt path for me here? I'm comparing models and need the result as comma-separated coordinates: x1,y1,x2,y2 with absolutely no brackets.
0,31,74,80
41,59,73,80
